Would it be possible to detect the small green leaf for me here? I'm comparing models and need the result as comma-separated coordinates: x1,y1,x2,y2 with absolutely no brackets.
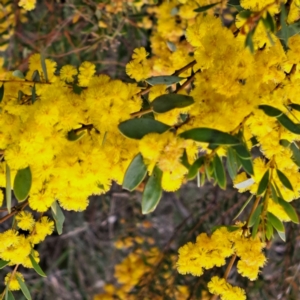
226,147,240,180
13,166,32,202
142,166,163,214
288,103,300,111
252,212,260,238
31,70,41,82
40,53,48,82
239,10,252,19
7,290,15,300
239,156,254,176
270,183,279,204
118,119,171,140
248,204,262,228
123,153,147,191
67,130,86,141
73,84,82,95
279,4,289,51
194,2,220,12
12,70,25,79
151,94,194,114
245,30,254,53
233,194,254,220
16,275,32,300
267,212,284,232
227,0,243,11
258,105,283,117
257,169,269,195
279,139,290,147
265,218,274,240
278,198,299,224
179,128,240,145
213,154,226,189
278,231,286,241
51,201,65,235
262,11,275,32
232,144,251,160
277,113,300,134
187,156,205,180
0,260,9,269
29,254,46,277
32,84,36,103
6,163,11,213
0,84,4,103
166,41,176,52
180,150,191,169
276,169,293,191
290,142,300,167
146,76,184,86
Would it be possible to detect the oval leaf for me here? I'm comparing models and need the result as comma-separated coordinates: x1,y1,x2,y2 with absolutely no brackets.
258,105,283,117
0,260,9,269
194,2,220,12
151,94,194,114
29,254,46,277
232,144,251,160
226,147,240,180
276,169,293,191
51,201,65,235
267,212,284,232
12,70,25,79
146,76,183,86
270,183,279,204
67,130,86,141
278,231,286,241
179,128,240,145
257,169,269,195
7,290,15,300
278,198,299,224
187,156,205,180
123,153,147,191
0,84,4,103
288,103,300,111
213,154,226,189
233,194,254,220
290,142,300,167
118,119,170,139
239,156,254,176
13,167,32,202
16,275,32,300
142,166,163,214
248,204,262,228
277,113,300,134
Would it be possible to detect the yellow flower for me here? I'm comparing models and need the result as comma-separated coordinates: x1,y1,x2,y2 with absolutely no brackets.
132,47,149,63
60,65,77,83
4,272,24,291
16,211,35,230
18,0,36,11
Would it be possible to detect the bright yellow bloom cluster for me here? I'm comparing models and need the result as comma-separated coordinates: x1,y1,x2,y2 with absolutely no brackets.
208,276,246,300
4,272,24,291
18,0,36,11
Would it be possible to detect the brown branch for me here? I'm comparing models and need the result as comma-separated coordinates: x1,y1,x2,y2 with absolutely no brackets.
175,69,200,93
0,200,28,224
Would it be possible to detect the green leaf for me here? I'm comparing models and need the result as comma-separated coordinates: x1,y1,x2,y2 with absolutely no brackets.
270,183,278,204
248,204,262,228
245,30,254,53
6,163,11,213
278,231,286,242
257,169,269,195
7,290,15,300
179,128,240,145
239,156,254,176
142,166,163,214
0,260,9,269
118,119,171,140
232,144,251,160
32,84,36,104
252,212,261,238
13,166,32,202
16,275,32,300
279,4,289,50
31,70,41,82
265,218,274,240
288,103,300,111
187,156,205,180
73,84,82,95
278,198,299,224
277,113,300,134
276,169,293,191
194,2,220,12
213,154,226,189
151,94,194,114
180,150,191,169
267,212,284,232
12,70,25,79
226,147,240,180
29,254,46,277
145,76,184,86
0,84,4,103
123,153,147,191
227,0,243,11
51,201,65,235
258,105,283,117
67,130,86,141
279,139,290,147
290,142,300,167
40,53,48,82
233,194,254,220
166,41,176,52
262,11,275,32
